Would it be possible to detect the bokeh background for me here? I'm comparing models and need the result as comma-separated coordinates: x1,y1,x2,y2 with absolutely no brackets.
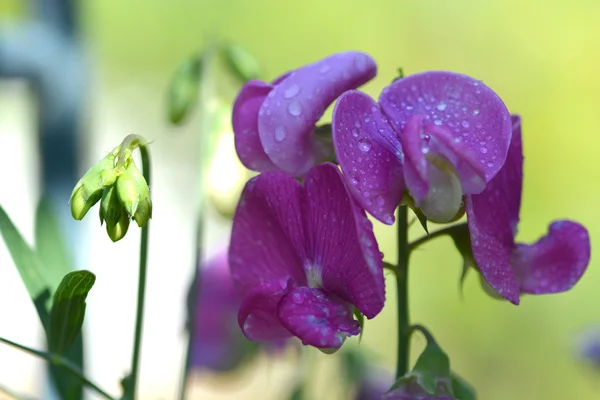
1,0,599,399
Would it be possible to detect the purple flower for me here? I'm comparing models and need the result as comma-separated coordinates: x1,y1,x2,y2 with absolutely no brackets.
465,115,590,304
333,71,512,224
233,52,377,177
228,163,385,350
190,251,249,371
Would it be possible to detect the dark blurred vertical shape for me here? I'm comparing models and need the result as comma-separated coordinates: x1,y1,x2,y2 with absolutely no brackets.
0,0,85,399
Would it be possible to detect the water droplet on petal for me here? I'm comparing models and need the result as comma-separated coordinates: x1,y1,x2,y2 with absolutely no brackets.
436,101,447,111
292,293,304,305
461,120,470,128
480,147,488,154
358,139,372,152
284,84,300,99
473,108,480,116
287,100,302,116
320,64,331,73
351,128,359,138
434,119,442,126
275,126,287,142
376,196,385,206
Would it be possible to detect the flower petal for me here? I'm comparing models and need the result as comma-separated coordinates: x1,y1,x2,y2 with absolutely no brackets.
302,163,385,318
513,220,590,294
464,115,523,304
379,71,512,182
232,80,278,171
259,52,377,176
192,251,244,371
229,171,307,293
238,279,293,341
277,286,360,349
332,90,404,225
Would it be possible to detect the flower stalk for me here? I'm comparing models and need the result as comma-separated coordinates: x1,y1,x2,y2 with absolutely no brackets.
395,205,411,379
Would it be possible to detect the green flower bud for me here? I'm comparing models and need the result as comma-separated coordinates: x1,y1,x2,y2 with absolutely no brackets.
70,153,119,220
105,207,131,242
221,43,262,83
116,162,152,227
100,186,131,242
167,55,202,125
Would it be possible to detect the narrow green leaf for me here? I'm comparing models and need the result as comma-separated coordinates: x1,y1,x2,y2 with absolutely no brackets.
451,372,477,400
353,307,365,343
35,198,73,293
0,205,51,326
48,271,96,354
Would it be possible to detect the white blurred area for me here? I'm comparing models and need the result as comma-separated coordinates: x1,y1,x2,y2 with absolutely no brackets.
0,76,289,399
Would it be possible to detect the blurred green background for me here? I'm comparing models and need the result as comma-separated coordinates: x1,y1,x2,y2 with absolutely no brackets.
1,0,599,399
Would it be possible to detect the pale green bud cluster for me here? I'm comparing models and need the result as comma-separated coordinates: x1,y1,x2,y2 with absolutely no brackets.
70,146,152,242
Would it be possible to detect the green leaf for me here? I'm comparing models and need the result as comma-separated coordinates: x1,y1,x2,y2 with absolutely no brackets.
167,54,203,125
221,43,262,83
0,205,51,326
451,372,477,400
35,198,73,293
48,271,96,354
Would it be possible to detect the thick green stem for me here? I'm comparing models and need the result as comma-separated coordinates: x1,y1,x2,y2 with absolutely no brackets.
395,205,410,379
0,336,115,400
127,144,151,400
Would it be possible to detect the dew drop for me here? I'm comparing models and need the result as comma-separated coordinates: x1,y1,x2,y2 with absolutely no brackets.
351,177,359,185
354,121,361,129
287,100,302,116
358,139,372,152
473,108,480,116
480,147,488,154
320,64,331,74
376,196,385,206
351,128,359,138
284,84,300,99
434,119,442,126
461,120,470,128
436,101,447,111
275,126,287,142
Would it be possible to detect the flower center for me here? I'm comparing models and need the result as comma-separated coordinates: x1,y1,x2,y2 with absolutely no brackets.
305,263,323,288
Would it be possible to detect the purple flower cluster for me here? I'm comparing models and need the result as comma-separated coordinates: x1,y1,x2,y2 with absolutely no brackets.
228,51,590,352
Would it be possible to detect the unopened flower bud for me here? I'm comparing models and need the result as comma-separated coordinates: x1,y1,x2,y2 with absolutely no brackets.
167,55,202,125
100,186,131,242
70,153,119,220
221,43,262,83
116,162,152,227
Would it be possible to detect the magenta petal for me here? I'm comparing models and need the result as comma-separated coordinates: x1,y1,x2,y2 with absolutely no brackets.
238,279,293,341
302,163,385,318
277,286,360,348
464,115,524,304
513,220,590,294
229,172,307,293
379,71,512,182
400,114,430,202
332,90,404,225
259,52,377,176
232,80,278,171
424,124,486,194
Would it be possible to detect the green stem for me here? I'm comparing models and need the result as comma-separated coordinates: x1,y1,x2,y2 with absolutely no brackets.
127,144,151,400
395,205,410,379
0,336,116,400
408,222,468,254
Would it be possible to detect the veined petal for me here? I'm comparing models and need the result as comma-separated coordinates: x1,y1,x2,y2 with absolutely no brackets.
332,90,404,225
400,114,430,202
232,80,278,171
302,163,385,318
229,172,307,293
379,71,512,183
513,220,590,294
238,279,293,341
464,115,524,304
259,52,377,176
277,286,360,349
